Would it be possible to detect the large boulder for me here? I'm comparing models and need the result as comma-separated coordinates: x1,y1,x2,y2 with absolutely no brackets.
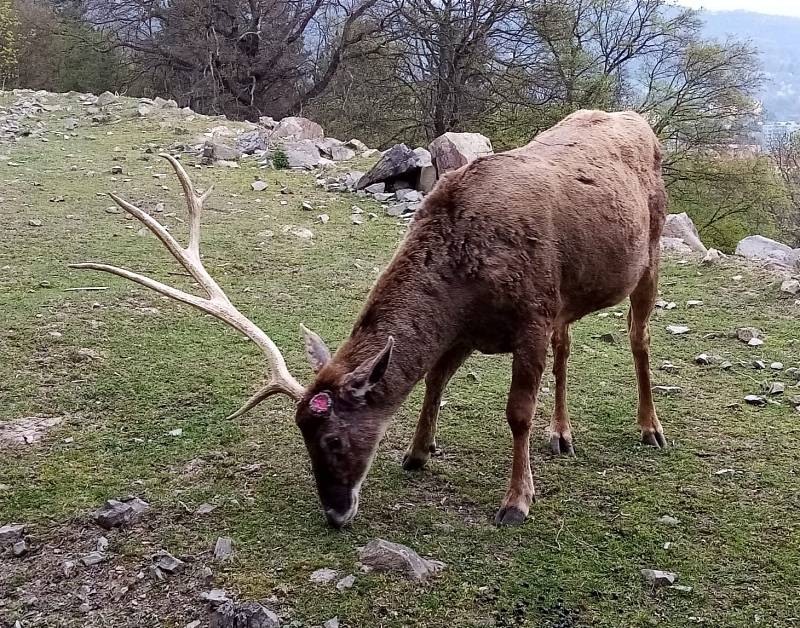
429,132,493,176
414,147,437,193
660,237,693,256
356,144,426,191
203,140,242,162
270,116,324,141
236,129,270,154
735,235,799,268
280,139,322,169
662,213,706,253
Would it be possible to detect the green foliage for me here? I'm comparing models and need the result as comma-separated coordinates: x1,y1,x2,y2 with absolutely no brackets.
271,146,289,170
0,0,18,87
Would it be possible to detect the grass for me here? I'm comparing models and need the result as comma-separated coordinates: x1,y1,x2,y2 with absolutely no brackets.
1,91,800,627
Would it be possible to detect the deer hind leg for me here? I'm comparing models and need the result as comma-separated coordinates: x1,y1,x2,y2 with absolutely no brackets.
495,329,549,526
628,265,666,448
402,345,472,471
549,323,575,456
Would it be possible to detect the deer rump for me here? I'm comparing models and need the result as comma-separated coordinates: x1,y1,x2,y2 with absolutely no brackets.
72,109,668,528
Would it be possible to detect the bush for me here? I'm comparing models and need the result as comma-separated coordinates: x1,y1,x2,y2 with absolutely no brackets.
272,147,289,170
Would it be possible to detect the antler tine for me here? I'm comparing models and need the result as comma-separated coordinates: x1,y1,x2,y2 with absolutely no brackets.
70,154,306,415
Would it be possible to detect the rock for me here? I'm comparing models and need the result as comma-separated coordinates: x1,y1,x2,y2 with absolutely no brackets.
210,601,281,628
753,360,766,370
259,116,277,129
781,279,800,295
96,91,117,107
702,248,723,264
745,395,766,406
280,139,322,169
336,574,356,591
357,538,444,580
686,300,703,308
310,567,339,584
0,523,25,543
330,145,356,161
666,325,689,335
12,540,28,557
736,327,762,343
748,338,764,347
652,385,682,396
351,215,363,225
301,201,313,211
695,353,711,365
769,382,785,395
661,213,707,253
396,189,424,203
599,333,617,344
736,235,799,268
271,116,324,141
373,192,395,202
323,619,339,628
91,497,150,529
186,622,202,628
655,300,677,310
346,138,368,152
80,551,106,567
138,103,154,117
96,536,109,552
318,214,330,224
356,144,426,191
204,140,242,163
658,515,680,526
660,361,679,373
196,503,216,515
787,368,800,381
28,219,43,227
660,237,693,256
771,362,784,370
201,589,232,606
64,118,78,130
669,584,694,594
641,569,678,587
154,550,185,573
214,537,235,561
720,361,733,370
236,129,270,154
386,202,411,217
428,132,493,176
63,560,78,578
251,180,268,192
364,182,385,194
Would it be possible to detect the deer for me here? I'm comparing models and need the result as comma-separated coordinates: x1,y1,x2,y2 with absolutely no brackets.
72,109,667,528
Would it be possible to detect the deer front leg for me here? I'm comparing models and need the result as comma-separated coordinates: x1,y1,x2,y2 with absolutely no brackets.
495,332,548,526
403,345,472,471
549,323,574,456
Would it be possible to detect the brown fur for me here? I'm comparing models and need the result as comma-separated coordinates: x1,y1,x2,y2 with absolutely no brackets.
296,110,667,527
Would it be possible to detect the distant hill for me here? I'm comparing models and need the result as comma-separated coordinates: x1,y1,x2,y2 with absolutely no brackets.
699,10,800,121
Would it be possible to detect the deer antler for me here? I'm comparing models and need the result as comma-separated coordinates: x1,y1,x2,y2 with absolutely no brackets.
70,154,305,418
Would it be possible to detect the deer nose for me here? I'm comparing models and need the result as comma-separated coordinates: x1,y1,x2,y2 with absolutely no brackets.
325,508,355,528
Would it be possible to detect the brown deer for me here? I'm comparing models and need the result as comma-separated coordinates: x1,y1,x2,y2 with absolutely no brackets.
72,109,667,528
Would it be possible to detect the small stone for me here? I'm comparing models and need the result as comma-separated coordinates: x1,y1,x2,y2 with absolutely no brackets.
96,536,109,552
748,338,764,347
358,539,444,580
301,201,313,211
599,333,617,344
780,279,800,295
666,325,689,335
324,618,340,628
714,468,736,476
641,568,678,587
251,180,268,192
753,360,766,370
79,602,92,614
695,353,711,365
373,192,395,202
80,551,106,567
28,219,43,227
720,361,733,370
12,540,28,557
185,621,201,628
336,574,356,591
200,589,231,606
154,550,185,573
195,503,216,515
386,202,409,217
167,428,183,437
318,214,330,224
0,523,26,543
686,300,703,308
63,560,78,578
351,215,363,225
351,205,364,214
310,567,339,584
110,166,123,174
745,395,766,406
658,515,680,526
652,385,682,396
702,248,722,264
669,584,694,594
768,382,785,395
91,497,150,529
365,182,385,194
660,361,680,373
770,362,784,370
214,536,234,561
211,602,280,628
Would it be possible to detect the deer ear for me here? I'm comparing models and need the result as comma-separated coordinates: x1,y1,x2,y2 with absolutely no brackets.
343,336,395,400
301,324,331,373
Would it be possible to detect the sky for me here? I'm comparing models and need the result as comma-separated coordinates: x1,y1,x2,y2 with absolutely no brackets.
673,0,800,17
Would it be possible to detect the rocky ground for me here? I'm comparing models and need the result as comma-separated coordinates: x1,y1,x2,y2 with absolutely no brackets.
1,90,799,628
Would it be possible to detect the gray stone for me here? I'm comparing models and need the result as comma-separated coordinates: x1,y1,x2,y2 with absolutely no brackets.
781,279,800,295
271,116,324,141
662,213,707,253
96,91,117,107
63,560,78,578
154,550,185,573
323,619,339,628
769,382,785,395
599,333,617,344
310,567,339,584
80,551,106,567
214,537,235,561
386,202,410,217
364,182,385,194
204,140,242,162
358,538,444,580
660,237,693,255
64,118,78,130
91,497,150,529
12,540,27,557
745,395,766,406
0,523,25,543
652,385,682,396
201,589,231,607
236,130,270,154
641,569,678,587
373,192,395,202
346,138,368,152
251,180,268,192
330,145,356,161
735,235,799,268
666,325,689,335
396,189,424,203
736,327,762,343
657,515,680,526
281,140,322,169
702,248,723,265
336,574,356,591
210,601,281,628
356,144,424,190
429,132,493,176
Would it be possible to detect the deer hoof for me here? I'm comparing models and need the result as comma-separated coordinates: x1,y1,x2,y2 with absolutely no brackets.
494,506,527,527
402,451,429,471
641,429,667,448
549,434,575,456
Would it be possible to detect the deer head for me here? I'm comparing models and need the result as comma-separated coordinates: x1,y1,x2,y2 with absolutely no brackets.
71,155,388,527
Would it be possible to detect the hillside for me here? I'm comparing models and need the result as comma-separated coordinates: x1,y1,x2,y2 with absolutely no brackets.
1,90,800,627
700,10,800,120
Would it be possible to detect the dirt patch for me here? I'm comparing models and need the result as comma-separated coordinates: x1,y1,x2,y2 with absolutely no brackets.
0,416,63,446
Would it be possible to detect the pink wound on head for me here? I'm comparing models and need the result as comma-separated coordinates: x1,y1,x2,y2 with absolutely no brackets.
310,392,332,414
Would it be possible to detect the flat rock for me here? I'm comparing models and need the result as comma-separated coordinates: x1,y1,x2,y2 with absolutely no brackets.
0,523,26,543
80,551,106,566
310,567,339,584
201,589,231,607
271,116,324,141
91,496,150,529
781,279,800,295
154,550,185,573
280,139,322,169
658,515,680,526
358,538,444,580
652,385,682,396
336,574,356,590
251,180,268,192
666,325,689,335
210,601,280,628
641,568,678,587
214,536,235,561
735,235,798,268
769,382,785,395
745,395,766,406
702,248,723,264
736,327,762,343
662,213,707,253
